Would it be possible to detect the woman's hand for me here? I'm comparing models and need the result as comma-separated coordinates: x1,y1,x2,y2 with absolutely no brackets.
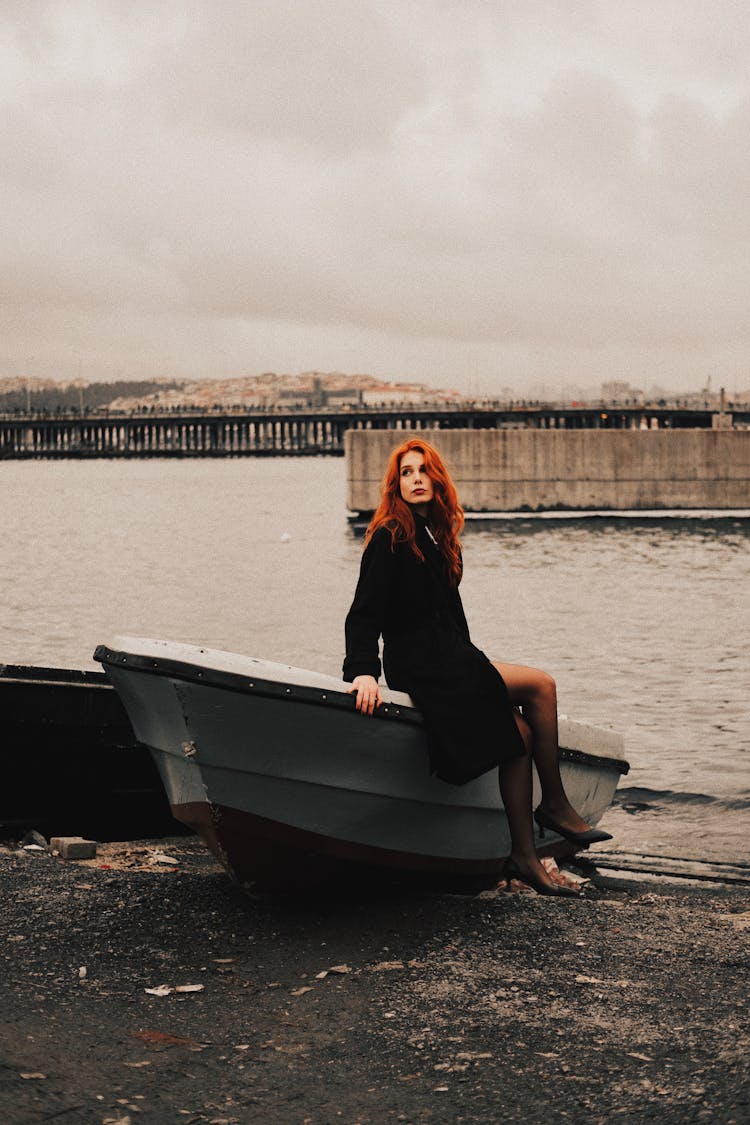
348,675,383,716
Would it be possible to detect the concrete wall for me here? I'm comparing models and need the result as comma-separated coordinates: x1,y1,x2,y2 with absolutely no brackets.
345,428,750,512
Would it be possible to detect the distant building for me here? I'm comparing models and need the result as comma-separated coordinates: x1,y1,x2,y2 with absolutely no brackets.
362,387,423,406
278,376,364,407
361,382,463,406
600,380,644,404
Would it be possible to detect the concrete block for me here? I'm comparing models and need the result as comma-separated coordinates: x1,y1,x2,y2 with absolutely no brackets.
50,836,97,860
345,428,750,512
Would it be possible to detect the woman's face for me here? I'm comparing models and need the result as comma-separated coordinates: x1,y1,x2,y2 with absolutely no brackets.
399,449,434,513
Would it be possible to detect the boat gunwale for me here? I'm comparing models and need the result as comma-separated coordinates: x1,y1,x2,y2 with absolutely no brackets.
94,644,630,777
0,664,111,688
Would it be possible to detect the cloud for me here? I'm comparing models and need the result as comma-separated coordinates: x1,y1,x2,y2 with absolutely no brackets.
1,0,749,390
150,0,429,152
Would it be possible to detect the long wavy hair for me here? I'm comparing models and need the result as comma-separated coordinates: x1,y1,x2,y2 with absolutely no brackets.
365,438,464,585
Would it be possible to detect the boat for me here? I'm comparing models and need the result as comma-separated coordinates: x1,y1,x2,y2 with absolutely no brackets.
0,662,178,841
94,636,629,892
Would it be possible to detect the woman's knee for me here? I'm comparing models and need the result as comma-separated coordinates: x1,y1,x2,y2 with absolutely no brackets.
517,668,557,710
534,669,557,706
493,662,557,709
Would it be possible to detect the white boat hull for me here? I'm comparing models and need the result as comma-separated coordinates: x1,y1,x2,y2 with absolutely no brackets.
95,637,628,890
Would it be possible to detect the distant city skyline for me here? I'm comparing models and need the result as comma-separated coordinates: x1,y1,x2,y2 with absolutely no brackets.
2,370,739,409
2,3,749,396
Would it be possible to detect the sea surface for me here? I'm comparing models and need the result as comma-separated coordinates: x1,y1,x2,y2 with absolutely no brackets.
3,458,749,865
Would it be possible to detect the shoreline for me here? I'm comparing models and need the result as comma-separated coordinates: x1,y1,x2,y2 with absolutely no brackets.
2,838,747,1124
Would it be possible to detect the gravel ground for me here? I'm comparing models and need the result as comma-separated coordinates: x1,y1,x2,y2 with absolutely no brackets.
1,838,748,1125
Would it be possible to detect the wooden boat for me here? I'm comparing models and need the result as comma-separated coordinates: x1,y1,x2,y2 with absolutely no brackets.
95,636,629,892
0,662,177,840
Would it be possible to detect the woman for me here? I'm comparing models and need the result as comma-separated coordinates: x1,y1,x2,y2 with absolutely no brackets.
343,437,611,897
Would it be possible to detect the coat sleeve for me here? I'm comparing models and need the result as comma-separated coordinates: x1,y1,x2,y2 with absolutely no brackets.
342,528,395,682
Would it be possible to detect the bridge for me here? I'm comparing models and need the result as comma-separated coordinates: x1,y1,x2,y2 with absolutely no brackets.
1,401,745,458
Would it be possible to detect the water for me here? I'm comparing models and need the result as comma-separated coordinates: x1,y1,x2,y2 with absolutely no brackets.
3,459,748,864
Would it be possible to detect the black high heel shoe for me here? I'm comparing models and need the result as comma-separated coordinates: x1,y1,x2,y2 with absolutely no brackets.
503,858,579,898
534,807,613,845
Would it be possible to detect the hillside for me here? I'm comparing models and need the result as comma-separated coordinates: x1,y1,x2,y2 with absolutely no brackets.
0,372,465,412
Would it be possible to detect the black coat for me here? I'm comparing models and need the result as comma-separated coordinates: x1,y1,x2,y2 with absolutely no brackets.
343,518,525,784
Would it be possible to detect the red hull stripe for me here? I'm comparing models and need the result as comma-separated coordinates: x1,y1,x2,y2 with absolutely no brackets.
172,800,571,891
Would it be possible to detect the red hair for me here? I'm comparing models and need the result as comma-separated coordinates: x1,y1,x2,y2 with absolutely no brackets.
365,438,464,585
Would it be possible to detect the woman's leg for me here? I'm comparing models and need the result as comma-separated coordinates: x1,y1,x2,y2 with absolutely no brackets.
494,662,595,835
499,712,564,890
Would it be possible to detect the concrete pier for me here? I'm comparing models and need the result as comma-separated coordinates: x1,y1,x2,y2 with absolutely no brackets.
345,428,750,512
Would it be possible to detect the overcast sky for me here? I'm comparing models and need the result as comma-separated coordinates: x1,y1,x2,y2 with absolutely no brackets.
2,1,749,395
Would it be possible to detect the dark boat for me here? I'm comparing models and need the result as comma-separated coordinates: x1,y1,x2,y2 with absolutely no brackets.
0,663,179,841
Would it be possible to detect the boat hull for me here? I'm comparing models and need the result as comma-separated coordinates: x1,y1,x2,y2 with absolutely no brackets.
96,637,629,891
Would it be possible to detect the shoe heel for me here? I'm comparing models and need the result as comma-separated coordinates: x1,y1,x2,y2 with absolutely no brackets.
533,805,612,846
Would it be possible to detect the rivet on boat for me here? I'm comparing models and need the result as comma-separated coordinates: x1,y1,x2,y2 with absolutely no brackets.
322,694,327,701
